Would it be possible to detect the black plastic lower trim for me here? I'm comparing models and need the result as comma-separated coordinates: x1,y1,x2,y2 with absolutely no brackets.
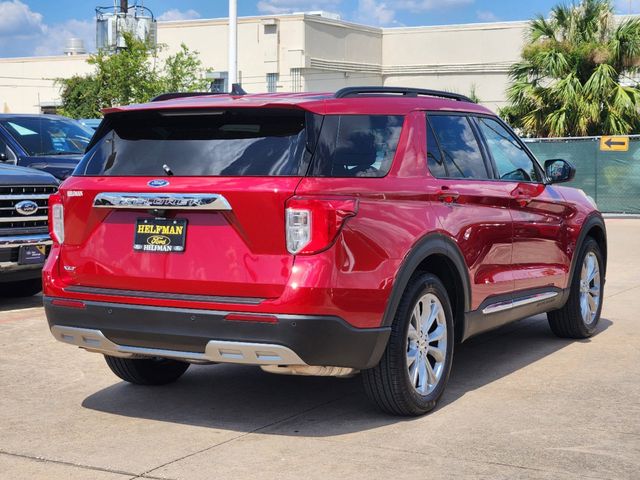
0,266,42,283
44,297,391,370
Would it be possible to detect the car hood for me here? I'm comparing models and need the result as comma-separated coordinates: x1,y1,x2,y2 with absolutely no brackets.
18,154,83,180
0,163,59,186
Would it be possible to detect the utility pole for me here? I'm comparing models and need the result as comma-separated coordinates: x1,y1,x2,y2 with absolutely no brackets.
120,0,128,14
228,0,238,88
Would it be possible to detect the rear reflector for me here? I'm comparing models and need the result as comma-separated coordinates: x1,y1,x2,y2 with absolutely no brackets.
51,299,86,309
224,313,278,324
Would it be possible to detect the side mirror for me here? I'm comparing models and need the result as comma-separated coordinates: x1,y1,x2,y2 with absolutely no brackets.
0,152,7,162
545,159,576,184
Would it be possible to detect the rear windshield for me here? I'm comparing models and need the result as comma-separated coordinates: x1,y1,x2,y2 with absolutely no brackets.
76,109,404,177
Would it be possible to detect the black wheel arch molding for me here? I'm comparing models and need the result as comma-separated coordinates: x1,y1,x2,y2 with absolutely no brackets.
568,212,607,287
381,233,471,334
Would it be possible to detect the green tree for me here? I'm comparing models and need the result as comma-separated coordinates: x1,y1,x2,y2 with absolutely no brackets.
501,0,640,137
59,34,210,119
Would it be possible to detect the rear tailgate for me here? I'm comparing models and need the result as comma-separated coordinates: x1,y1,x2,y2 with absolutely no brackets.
56,107,309,301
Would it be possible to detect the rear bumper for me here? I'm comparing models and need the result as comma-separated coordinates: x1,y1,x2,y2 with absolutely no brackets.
44,297,390,370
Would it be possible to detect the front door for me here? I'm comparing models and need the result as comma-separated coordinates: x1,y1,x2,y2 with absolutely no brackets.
473,116,570,294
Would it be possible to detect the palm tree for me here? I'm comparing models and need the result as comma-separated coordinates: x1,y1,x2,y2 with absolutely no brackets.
502,0,640,137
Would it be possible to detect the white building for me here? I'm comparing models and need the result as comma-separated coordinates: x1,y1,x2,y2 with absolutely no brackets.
0,12,530,114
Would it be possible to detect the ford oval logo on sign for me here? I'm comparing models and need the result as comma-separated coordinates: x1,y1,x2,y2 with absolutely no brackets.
148,179,170,188
15,200,39,216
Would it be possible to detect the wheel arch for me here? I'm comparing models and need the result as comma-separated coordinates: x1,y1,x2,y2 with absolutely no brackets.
570,213,607,284
382,233,470,343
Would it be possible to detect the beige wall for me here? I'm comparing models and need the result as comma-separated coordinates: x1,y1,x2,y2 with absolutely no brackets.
0,14,530,115
381,21,528,110
0,55,91,114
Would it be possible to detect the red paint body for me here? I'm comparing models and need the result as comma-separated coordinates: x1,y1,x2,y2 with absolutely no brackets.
43,93,601,330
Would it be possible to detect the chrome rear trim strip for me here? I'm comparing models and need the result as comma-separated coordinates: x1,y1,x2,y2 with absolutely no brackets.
482,291,559,315
93,192,232,210
64,285,265,305
50,326,307,366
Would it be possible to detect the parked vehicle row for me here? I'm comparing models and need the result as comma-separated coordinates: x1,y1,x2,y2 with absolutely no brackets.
0,114,94,180
38,86,606,416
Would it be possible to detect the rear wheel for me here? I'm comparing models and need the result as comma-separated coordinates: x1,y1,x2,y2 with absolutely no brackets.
363,273,454,416
548,238,604,339
1,278,42,298
104,355,189,385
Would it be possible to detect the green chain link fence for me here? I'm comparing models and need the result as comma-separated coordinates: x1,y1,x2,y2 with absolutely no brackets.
525,136,640,214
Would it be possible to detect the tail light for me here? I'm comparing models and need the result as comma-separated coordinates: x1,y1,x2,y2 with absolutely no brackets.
285,196,358,255
49,194,64,244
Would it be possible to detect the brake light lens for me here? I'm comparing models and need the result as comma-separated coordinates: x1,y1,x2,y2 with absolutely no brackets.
49,194,64,244
285,196,358,255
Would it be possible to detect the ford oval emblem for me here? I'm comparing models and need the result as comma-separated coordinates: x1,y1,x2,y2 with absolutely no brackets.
148,179,170,188
15,200,39,216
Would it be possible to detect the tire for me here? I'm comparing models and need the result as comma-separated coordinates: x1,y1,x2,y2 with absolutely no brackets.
548,237,604,339
363,273,455,416
104,355,190,385
1,278,42,298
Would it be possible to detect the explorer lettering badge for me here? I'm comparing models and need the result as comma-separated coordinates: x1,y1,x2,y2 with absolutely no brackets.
134,218,187,253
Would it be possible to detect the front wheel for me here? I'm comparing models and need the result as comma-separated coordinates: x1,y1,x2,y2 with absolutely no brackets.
548,237,604,339
104,355,190,385
363,273,454,416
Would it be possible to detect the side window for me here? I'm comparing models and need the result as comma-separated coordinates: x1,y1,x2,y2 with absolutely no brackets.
310,115,404,178
476,117,541,183
426,120,446,178
428,115,489,179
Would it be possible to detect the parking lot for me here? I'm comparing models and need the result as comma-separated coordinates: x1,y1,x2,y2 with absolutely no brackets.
0,218,638,480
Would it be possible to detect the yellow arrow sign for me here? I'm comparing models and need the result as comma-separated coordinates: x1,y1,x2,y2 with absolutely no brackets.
600,136,629,152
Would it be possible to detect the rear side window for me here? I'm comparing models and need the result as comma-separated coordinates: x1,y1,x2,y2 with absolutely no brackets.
77,109,309,176
427,115,489,179
309,115,404,177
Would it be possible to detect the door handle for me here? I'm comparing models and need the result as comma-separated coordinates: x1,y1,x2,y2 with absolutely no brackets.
436,189,460,203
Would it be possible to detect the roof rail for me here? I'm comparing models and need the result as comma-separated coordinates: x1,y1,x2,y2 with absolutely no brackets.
334,86,474,103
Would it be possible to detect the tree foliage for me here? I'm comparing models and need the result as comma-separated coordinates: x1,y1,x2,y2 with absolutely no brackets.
59,34,210,119
501,0,640,137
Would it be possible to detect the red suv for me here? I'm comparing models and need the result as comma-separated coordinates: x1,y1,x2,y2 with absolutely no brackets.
44,87,607,416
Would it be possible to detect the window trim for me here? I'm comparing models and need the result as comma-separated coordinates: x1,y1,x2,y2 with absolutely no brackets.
469,114,546,185
425,111,495,181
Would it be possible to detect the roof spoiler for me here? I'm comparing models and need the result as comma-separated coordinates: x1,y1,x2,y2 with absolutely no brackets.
151,83,248,102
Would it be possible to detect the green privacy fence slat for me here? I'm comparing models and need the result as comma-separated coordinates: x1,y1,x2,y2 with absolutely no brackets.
525,136,640,214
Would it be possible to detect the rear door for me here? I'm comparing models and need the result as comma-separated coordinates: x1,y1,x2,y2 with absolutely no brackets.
426,113,515,311
58,108,310,301
473,116,569,293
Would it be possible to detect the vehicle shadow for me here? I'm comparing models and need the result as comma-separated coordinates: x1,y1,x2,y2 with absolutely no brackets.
0,294,42,313
82,314,612,436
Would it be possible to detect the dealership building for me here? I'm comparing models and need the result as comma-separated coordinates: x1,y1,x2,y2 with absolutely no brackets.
1,12,533,114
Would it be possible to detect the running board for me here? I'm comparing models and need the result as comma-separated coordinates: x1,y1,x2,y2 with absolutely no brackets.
482,291,559,315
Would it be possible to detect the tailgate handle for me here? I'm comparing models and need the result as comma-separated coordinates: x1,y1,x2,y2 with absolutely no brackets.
93,193,232,211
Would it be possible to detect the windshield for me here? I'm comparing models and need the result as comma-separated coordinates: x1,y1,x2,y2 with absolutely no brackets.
0,116,93,156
